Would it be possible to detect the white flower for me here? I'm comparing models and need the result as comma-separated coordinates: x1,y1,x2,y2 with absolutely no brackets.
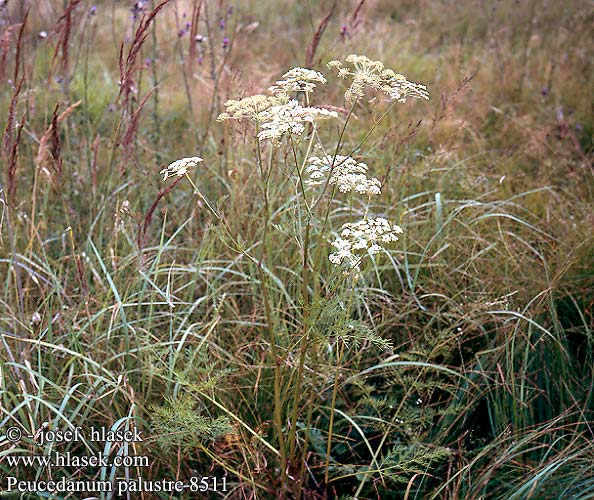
329,238,352,263
329,237,361,270
160,156,203,180
256,99,337,141
368,244,382,255
305,155,382,196
329,217,403,270
269,67,327,95
327,54,429,103
217,94,282,121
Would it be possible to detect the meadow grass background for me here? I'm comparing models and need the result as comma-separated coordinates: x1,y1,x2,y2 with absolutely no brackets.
0,0,592,498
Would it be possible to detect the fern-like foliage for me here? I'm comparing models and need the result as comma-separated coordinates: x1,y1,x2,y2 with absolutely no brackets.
310,294,393,351
174,345,235,393
150,395,232,453
377,443,452,484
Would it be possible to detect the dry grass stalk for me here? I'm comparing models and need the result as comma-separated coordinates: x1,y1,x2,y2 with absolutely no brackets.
12,9,28,83
118,0,172,109
138,175,183,251
120,89,155,174
3,76,24,208
91,134,100,192
0,23,22,83
350,0,367,28
49,0,81,82
305,2,336,67
6,113,24,208
188,0,204,71
34,100,81,183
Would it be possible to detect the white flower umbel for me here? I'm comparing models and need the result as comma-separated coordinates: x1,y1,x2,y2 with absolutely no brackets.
329,217,403,271
256,99,338,141
329,237,360,268
217,94,283,121
305,154,381,195
328,54,429,104
269,67,327,95
160,156,203,181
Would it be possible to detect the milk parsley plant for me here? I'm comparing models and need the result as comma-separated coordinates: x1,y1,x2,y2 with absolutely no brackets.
162,55,428,497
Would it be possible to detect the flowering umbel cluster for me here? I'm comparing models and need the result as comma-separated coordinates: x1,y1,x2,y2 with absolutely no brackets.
218,67,337,142
216,94,282,121
256,100,338,141
329,218,404,271
160,156,202,180
328,54,429,104
305,154,381,196
167,56,429,275
268,67,327,95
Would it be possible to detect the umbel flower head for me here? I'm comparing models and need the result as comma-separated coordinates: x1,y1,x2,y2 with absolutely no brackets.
160,156,202,181
256,99,338,141
328,54,429,104
305,154,381,196
329,217,403,271
269,67,327,95
217,67,326,122
217,94,283,121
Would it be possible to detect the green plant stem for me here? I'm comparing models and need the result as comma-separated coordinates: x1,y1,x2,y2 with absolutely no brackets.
311,101,357,212
324,281,356,486
186,168,289,491
256,131,289,491
257,263,289,492
255,124,272,222
289,136,312,215
286,117,321,475
287,222,310,464
324,338,345,487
